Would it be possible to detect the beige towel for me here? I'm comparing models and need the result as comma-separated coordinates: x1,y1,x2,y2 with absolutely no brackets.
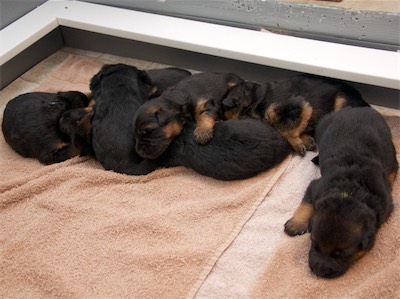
0,54,290,298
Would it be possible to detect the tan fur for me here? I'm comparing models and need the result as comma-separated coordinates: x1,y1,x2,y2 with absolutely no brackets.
275,101,313,155
265,103,280,124
146,106,160,114
224,108,240,119
193,98,217,143
228,82,238,88
195,98,208,118
333,94,347,112
285,202,313,234
162,121,183,139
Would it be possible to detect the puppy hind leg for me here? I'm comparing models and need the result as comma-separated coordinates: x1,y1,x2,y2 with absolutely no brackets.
267,100,313,156
289,101,313,155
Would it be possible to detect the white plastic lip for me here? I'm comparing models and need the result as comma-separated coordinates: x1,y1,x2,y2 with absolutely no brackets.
1,0,399,90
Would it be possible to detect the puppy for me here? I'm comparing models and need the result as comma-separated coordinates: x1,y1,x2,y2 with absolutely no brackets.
59,106,94,157
2,91,90,164
222,74,370,156
284,107,398,278
146,67,192,98
133,72,243,159
155,118,291,180
90,63,162,175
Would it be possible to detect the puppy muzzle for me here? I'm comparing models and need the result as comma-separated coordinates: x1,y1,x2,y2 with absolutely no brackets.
308,249,350,278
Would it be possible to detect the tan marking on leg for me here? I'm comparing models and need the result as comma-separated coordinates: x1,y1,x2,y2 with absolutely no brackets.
88,98,96,107
195,98,208,118
224,108,240,119
228,82,238,88
279,101,313,156
300,134,317,151
70,145,82,157
83,106,93,113
194,98,216,143
162,121,183,139
284,202,313,236
265,102,280,124
194,113,216,144
334,94,347,112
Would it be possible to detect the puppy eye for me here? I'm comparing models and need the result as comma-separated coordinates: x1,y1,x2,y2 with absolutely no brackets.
332,250,343,258
139,128,153,136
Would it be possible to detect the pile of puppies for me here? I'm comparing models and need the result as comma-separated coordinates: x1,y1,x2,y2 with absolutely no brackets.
2,63,398,278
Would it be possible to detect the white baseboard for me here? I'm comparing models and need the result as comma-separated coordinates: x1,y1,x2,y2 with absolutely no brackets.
1,0,399,90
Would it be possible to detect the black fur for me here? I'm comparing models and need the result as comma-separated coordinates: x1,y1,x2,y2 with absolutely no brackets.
2,91,89,164
155,118,292,180
146,67,192,98
133,72,244,159
284,107,398,278
222,74,370,155
90,63,159,175
59,106,94,157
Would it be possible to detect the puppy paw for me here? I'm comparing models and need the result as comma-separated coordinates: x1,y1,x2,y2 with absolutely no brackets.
194,127,214,144
284,218,309,236
303,135,317,151
293,143,307,156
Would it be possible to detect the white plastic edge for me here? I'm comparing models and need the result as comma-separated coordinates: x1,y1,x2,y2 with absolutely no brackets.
1,0,399,90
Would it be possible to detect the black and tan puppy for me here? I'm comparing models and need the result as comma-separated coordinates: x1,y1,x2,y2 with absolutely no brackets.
90,63,161,175
284,107,398,278
133,72,243,159
2,91,90,164
147,67,192,98
155,118,291,180
59,106,94,157
222,74,370,155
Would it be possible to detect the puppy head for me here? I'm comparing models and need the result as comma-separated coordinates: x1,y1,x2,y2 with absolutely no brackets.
222,82,258,119
308,194,377,278
59,106,93,145
56,91,90,108
90,64,155,98
133,99,187,159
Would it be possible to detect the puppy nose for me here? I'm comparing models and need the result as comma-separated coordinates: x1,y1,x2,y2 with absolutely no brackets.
309,257,344,278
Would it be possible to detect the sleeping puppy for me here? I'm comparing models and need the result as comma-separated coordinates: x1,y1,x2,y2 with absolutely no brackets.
2,91,90,164
222,74,370,156
284,107,398,278
133,72,243,159
155,118,291,180
90,63,161,175
146,67,192,98
59,106,94,157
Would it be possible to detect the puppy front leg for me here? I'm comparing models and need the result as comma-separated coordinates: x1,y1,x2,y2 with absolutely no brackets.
284,179,319,236
193,98,218,144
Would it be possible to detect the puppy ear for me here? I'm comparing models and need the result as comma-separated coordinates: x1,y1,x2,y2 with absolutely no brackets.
57,91,90,107
156,108,175,126
360,212,377,250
